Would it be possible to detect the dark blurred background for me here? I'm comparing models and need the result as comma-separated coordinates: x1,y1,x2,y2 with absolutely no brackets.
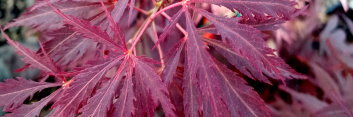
0,0,38,82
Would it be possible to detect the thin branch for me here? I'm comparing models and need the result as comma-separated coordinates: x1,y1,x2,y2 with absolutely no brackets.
128,1,184,53
151,22,165,70
161,12,187,36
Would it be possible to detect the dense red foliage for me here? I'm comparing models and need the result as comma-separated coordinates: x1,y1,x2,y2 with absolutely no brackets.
0,0,305,116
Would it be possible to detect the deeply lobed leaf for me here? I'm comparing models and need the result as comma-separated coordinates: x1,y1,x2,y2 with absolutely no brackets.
48,8,122,50
49,57,122,117
112,67,135,117
79,58,127,117
1,29,58,73
5,1,108,31
194,8,305,83
191,0,297,21
0,78,61,112
42,28,98,68
182,10,272,117
0,0,306,116
134,57,176,117
3,89,62,117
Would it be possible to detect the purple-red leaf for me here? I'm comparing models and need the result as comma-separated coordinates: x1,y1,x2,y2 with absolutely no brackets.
5,1,107,31
310,63,353,116
191,0,297,20
112,67,135,117
50,57,122,117
158,7,186,43
48,3,123,50
195,8,304,83
239,18,285,31
182,68,202,117
280,86,328,113
99,0,127,50
0,0,304,116
79,58,127,117
43,28,98,68
162,39,186,85
30,0,109,10
128,0,136,25
214,60,272,117
111,0,129,23
3,89,62,117
204,38,273,83
184,11,228,117
184,10,272,117
1,29,58,73
134,57,176,117
0,78,61,112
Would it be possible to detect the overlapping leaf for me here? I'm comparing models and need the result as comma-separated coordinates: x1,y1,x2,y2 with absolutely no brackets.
3,89,62,117
214,60,272,117
111,0,129,23
48,4,123,50
0,0,304,116
194,8,304,83
184,11,226,117
191,0,297,20
50,57,122,117
239,18,286,31
5,1,108,31
112,67,135,117
134,57,176,117
162,40,185,85
1,29,58,73
99,0,127,50
280,86,328,113
158,7,186,43
42,28,98,68
183,11,271,117
0,78,61,112
79,58,127,117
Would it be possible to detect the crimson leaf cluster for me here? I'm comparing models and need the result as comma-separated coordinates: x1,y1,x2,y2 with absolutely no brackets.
0,0,304,116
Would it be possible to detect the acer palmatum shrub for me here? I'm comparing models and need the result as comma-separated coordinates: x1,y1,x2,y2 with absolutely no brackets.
0,0,306,116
